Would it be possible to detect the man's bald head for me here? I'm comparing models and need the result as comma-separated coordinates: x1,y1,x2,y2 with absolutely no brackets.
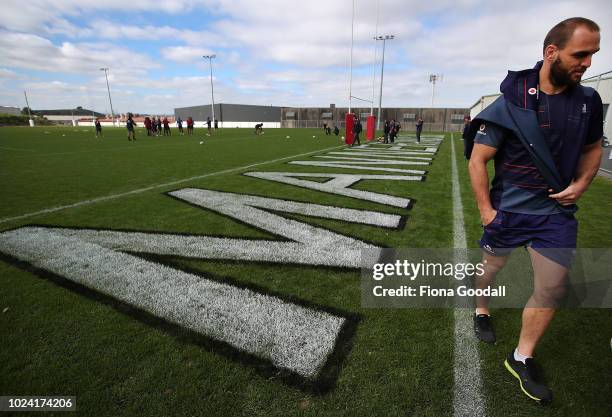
543,17,600,54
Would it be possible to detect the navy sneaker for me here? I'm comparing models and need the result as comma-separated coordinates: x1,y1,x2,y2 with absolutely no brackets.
473,313,496,344
504,352,553,404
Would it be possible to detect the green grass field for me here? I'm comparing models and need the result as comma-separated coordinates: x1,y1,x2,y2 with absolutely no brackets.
0,126,610,416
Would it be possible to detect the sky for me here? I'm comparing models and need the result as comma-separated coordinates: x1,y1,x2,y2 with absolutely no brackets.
0,0,610,115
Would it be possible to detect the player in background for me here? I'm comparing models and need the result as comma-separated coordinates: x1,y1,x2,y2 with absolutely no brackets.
206,116,212,136
383,120,390,143
187,117,194,135
156,117,162,137
351,117,362,147
151,116,157,136
415,117,424,143
95,118,102,138
163,117,171,136
126,113,137,141
177,117,184,136
393,121,401,142
214,118,219,134
461,116,471,142
144,116,152,136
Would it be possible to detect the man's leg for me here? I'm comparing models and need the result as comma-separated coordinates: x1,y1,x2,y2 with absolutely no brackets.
504,247,568,404
517,247,568,356
473,251,509,344
475,252,509,315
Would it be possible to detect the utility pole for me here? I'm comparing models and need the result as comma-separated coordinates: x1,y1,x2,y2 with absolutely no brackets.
203,55,217,124
99,68,115,126
375,35,394,131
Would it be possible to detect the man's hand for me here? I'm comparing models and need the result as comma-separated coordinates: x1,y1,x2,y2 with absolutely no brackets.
481,208,498,226
548,181,587,206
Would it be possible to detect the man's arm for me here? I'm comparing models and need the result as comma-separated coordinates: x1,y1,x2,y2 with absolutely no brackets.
468,143,499,225
549,140,602,205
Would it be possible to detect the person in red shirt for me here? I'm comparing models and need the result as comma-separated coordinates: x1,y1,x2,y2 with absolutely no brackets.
144,117,152,136
186,117,194,135
163,117,171,136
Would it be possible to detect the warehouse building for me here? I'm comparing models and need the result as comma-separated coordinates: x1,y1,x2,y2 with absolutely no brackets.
174,104,282,128
0,106,21,116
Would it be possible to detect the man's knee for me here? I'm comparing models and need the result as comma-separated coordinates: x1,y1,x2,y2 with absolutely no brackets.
482,254,509,274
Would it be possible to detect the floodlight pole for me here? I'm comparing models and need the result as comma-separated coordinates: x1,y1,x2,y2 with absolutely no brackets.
99,68,115,126
429,74,442,107
23,90,34,127
375,35,394,131
203,55,216,123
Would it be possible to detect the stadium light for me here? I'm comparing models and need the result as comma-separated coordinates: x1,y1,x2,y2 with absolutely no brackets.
99,68,115,126
429,74,443,107
374,35,394,131
203,55,216,124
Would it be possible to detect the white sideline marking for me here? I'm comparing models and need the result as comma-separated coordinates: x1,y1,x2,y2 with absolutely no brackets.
346,147,438,154
325,152,433,160
314,156,429,166
344,149,434,156
450,133,486,417
289,160,426,174
0,144,344,224
0,226,344,378
244,172,418,208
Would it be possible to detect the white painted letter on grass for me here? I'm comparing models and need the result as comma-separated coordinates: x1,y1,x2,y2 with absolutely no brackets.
244,172,419,208
0,227,346,379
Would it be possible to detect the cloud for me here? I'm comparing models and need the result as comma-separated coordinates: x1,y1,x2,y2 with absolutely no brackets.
0,31,158,75
162,46,215,63
0,68,24,79
0,0,610,113
0,0,205,33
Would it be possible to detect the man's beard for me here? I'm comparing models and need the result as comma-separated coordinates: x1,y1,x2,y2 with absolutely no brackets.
550,57,582,88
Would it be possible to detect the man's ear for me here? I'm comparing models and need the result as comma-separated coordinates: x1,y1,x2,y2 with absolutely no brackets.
544,44,559,62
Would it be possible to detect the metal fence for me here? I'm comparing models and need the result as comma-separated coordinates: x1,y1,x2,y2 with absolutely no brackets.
280,120,464,132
